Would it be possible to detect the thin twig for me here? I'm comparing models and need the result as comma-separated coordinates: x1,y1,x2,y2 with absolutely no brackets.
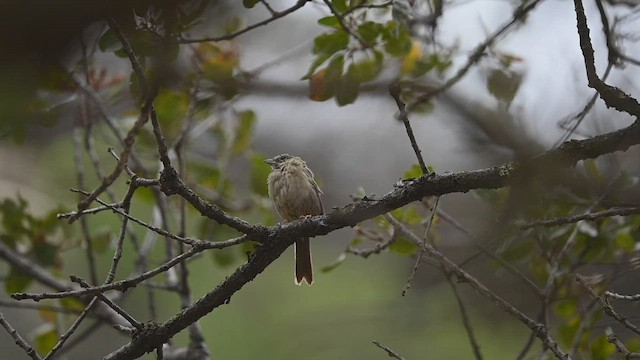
179,0,310,44
346,228,399,258
401,196,439,296
0,300,84,315
0,313,42,360
57,204,121,219
12,244,208,301
606,328,640,359
42,297,99,360
389,83,429,175
408,0,543,111
71,276,143,330
520,206,640,228
75,98,99,285
389,217,571,359
576,274,640,336
605,291,640,301
322,0,370,48
372,340,406,360
444,270,483,359
572,0,640,116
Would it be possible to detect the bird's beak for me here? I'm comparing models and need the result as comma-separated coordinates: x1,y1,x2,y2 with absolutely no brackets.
264,158,276,166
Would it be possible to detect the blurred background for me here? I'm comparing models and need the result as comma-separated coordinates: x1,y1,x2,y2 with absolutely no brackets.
1,0,640,359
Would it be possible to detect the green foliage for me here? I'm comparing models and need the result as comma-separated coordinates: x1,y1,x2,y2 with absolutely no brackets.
232,110,256,154
382,21,412,57
250,154,271,197
348,51,384,83
5,266,33,293
486,68,522,107
243,0,260,8
33,324,58,356
0,196,68,294
590,335,615,360
306,7,452,106
389,236,419,255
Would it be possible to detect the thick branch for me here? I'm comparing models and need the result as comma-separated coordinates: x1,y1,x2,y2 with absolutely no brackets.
573,0,640,116
103,116,640,359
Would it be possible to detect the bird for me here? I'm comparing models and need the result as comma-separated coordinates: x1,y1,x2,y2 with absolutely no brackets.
265,154,324,285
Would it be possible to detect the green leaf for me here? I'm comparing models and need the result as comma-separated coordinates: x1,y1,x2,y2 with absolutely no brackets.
615,226,635,252
321,252,347,273
391,207,422,225
332,0,348,12
250,154,271,197
1,197,28,236
554,299,578,318
382,21,412,57
313,31,349,56
358,22,384,44
336,71,359,106
34,324,58,355
348,51,384,82
91,227,112,254
241,240,259,257
243,0,260,8
558,320,579,347
61,298,86,312
33,240,58,268
590,335,615,360
98,29,121,52
318,16,341,30
0,234,16,248
308,55,343,101
389,236,418,255
225,17,242,34
404,163,423,179
232,110,256,154
6,266,32,294
302,53,332,80
128,29,160,57
211,247,236,267
487,68,522,106
584,159,601,181
154,90,189,132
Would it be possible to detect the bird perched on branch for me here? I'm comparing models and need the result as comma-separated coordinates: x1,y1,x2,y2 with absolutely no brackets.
265,154,324,285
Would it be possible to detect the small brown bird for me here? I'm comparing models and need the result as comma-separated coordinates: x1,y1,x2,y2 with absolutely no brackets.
265,154,323,285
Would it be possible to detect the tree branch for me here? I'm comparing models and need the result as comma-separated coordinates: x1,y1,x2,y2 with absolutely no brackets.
0,313,41,360
98,115,640,359
573,0,640,116
178,0,310,44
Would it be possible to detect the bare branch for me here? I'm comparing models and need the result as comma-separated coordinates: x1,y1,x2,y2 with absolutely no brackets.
42,298,99,360
0,313,42,360
389,217,570,359
576,274,640,336
179,0,310,44
573,0,640,116
100,115,639,359
389,83,429,175
401,196,439,296
605,291,640,301
372,340,406,360
520,206,640,228
408,0,544,111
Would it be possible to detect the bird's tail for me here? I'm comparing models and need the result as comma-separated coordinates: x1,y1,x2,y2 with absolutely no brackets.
294,238,313,285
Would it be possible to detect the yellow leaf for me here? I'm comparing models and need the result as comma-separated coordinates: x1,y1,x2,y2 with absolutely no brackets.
401,40,423,75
